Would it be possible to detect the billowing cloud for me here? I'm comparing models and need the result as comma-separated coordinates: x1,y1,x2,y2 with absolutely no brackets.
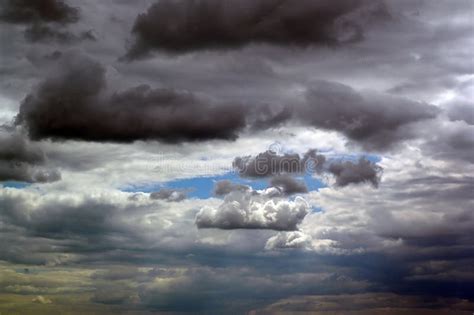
14,52,441,151
300,80,440,150
328,158,382,187
150,188,186,202
196,191,308,230
125,0,386,59
0,130,60,183
268,175,308,196
233,149,325,178
233,149,383,188
214,180,250,196
16,53,272,143
264,231,312,250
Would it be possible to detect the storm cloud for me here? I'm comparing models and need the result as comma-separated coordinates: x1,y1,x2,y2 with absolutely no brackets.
125,0,386,59
0,0,79,24
233,149,326,178
0,0,89,44
16,53,267,143
268,175,308,196
328,158,382,187
0,130,60,183
300,80,440,150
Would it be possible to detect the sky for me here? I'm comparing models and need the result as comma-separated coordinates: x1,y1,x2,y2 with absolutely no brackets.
0,0,473,314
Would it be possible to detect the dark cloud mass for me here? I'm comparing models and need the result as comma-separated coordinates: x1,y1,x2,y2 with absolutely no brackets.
328,158,382,187
233,149,326,178
0,131,60,183
14,52,440,149
214,180,250,196
268,174,308,196
233,149,383,188
301,80,440,150
125,0,384,58
16,53,259,143
0,0,86,44
0,0,79,24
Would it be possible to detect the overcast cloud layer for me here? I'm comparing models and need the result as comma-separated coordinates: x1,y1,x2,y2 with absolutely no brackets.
0,0,473,314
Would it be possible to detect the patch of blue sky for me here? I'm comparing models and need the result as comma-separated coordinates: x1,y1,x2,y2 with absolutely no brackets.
121,152,381,199
122,172,327,199
0,181,31,189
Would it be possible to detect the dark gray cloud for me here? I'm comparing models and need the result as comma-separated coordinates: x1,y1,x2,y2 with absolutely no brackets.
196,192,308,231
0,0,89,44
16,53,281,143
0,130,60,183
233,149,383,188
268,175,308,196
125,0,386,59
13,52,442,150
150,188,186,202
214,180,250,196
0,0,79,24
328,158,382,187
233,149,325,178
300,80,440,151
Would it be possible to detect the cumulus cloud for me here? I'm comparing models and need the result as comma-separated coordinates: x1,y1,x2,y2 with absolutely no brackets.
264,231,312,250
125,0,386,59
233,149,325,178
150,188,186,202
196,191,308,230
268,175,308,196
300,80,440,151
0,130,61,183
214,180,250,196
328,158,382,187
233,149,383,188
